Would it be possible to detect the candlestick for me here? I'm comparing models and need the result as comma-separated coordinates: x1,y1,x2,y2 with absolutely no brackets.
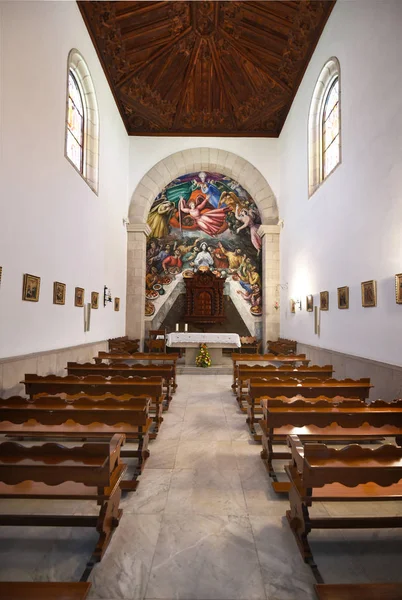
175,323,179,332
184,323,188,332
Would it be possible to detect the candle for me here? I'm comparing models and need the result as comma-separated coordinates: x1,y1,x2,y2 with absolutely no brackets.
184,323,188,332
175,323,179,332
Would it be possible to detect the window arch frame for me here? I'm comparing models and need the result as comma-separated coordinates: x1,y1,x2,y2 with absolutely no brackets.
308,57,341,197
65,49,100,194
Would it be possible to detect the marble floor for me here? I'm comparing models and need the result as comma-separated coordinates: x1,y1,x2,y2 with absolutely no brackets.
1,373,402,599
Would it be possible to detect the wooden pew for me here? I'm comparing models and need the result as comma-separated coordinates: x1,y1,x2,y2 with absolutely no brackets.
236,364,334,406
231,353,310,392
260,398,402,492
108,336,140,353
0,434,126,563
267,338,297,355
0,395,153,490
314,583,402,600
21,375,165,433
285,435,402,568
0,582,91,600
246,377,372,436
66,362,174,405
95,352,179,391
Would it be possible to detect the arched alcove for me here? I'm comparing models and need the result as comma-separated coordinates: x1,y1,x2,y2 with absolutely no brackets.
126,148,280,347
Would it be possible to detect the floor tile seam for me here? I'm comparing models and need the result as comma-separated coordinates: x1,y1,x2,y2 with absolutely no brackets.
246,515,271,600
142,504,170,600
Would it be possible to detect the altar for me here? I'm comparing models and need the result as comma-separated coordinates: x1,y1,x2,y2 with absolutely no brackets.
166,332,241,366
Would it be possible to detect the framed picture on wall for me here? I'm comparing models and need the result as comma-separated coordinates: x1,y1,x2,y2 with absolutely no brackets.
91,291,99,309
0,266,2,285
320,291,329,311
53,281,66,305
361,280,377,307
290,299,296,314
306,295,314,312
22,274,40,302
114,297,120,311
337,286,349,309
75,287,85,307
395,274,402,304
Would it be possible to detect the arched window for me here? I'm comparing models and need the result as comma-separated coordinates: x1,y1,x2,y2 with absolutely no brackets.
65,49,99,194
66,71,84,172
308,57,341,197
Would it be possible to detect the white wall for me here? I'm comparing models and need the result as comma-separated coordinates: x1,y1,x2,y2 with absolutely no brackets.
279,0,402,366
128,136,280,208
0,1,129,359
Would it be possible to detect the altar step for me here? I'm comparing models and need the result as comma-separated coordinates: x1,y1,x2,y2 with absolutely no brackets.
177,365,232,375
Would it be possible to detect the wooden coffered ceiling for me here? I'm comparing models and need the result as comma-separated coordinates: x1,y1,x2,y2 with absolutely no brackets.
78,1,335,137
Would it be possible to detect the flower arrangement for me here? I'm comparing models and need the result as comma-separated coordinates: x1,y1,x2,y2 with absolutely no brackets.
274,301,280,310
195,343,212,368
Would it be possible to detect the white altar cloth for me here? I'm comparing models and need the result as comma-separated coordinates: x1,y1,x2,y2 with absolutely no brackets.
166,333,241,348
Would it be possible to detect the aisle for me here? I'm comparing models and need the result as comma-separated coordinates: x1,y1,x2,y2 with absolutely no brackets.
88,374,316,600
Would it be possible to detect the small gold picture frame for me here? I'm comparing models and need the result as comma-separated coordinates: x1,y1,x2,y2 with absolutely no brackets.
75,287,85,307
337,286,349,309
53,281,66,305
22,273,40,302
395,274,402,304
91,292,99,309
320,291,329,311
306,295,313,312
290,299,296,314
361,280,377,307
114,297,120,311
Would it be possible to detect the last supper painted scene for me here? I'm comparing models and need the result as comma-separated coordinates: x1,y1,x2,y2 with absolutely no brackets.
145,171,262,335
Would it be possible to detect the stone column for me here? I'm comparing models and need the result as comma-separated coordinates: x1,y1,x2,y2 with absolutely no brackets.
258,224,281,346
126,223,150,349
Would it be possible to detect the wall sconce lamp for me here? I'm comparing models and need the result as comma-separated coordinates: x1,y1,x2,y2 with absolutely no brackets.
103,285,112,307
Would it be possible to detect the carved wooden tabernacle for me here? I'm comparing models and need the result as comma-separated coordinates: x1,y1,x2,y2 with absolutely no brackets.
184,268,226,330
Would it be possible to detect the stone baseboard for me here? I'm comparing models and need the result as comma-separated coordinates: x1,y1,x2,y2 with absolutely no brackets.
0,340,108,398
298,343,402,401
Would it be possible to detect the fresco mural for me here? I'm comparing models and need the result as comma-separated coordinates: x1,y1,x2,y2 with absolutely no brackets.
144,172,262,320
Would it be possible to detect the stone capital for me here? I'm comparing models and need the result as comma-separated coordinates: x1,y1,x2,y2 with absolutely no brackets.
126,222,151,236
257,224,281,238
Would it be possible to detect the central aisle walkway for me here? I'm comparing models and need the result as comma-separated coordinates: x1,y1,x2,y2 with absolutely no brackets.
88,374,316,600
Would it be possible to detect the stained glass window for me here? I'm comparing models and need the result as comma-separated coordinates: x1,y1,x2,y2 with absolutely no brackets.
66,70,84,172
322,77,340,179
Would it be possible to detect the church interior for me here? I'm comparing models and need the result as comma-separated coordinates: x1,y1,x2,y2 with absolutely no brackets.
1,1,402,598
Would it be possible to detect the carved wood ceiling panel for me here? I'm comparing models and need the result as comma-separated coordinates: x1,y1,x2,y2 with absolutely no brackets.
77,1,336,136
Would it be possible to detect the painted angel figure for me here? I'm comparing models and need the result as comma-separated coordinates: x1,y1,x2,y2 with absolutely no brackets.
235,205,262,254
179,195,227,237
191,171,222,208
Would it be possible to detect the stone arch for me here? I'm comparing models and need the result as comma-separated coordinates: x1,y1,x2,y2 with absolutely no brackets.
126,148,280,347
128,148,279,225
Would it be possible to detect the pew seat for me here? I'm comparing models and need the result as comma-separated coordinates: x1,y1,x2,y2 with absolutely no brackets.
285,435,402,567
231,354,310,392
246,378,372,437
21,376,165,433
314,583,402,600
0,582,91,600
0,395,152,490
66,363,174,404
259,398,402,491
236,365,334,406
95,352,179,391
0,435,126,562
